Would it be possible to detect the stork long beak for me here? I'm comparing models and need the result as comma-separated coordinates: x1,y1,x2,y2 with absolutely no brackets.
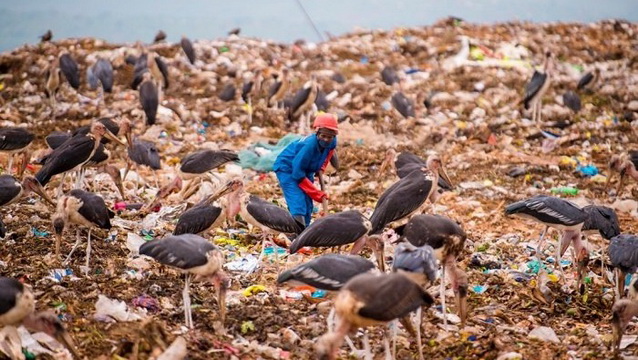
103,129,126,146
55,329,81,359
218,286,227,326
438,164,453,189
455,285,468,328
369,235,386,272
207,180,238,203
55,233,62,259
604,172,613,195
105,165,125,200
29,179,55,206
19,150,32,177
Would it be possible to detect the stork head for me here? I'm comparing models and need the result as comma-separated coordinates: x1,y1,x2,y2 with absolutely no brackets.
22,176,54,206
23,312,80,359
612,299,638,351
102,165,125,200
91,122,125,146
426,154,453,188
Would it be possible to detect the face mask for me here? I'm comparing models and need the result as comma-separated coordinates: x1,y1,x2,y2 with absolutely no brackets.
318,139,331,148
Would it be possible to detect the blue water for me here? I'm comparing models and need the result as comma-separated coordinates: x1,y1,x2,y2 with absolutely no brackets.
1,0,636,53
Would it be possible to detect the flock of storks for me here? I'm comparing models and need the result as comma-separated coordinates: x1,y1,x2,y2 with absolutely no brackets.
1,29,638,359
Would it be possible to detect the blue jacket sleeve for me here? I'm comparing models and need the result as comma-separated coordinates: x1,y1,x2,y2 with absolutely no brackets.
291,142,314,182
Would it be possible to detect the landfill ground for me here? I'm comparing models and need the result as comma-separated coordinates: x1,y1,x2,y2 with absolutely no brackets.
1,18,638,359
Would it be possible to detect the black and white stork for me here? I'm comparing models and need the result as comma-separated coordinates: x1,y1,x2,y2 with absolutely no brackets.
173,181,239,235
178,149,239,199
315,272,434,360
35,121,125,193
0,277,80,359
288,210,386,270
140,234,229,329
522,52,553,123
369,154,452,235
577,68,600,92
611,296,638,352
609,234,638,299
379,149,454,204
180,36,196,65
394,214,468,327
268,68,290,108
0,127,34,176
277,254,376,291
392,242,438,360
52,189,114,273
0,175,54,207
59,52,80,90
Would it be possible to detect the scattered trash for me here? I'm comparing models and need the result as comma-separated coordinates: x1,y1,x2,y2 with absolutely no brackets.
550,186,579,196
528,326,560,343
311,289,327,298
94,295,146,322
131,295,161,313
471,285,489,294
127,233,146,256
242,285,267,297
31,227,49,237
47,268,77,283
576,164,598,177
225,254,259,272
157,336,187,360
241,320,256,334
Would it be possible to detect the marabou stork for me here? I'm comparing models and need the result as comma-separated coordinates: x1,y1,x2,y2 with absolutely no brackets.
0,277,79,359
87,57,114,105
59,52,80,90
369,154,452,235
180,36,196,65
218,82,237,102
268,68,290,108
391,92,415,118
122,126,161,190
609,234,638,299
288,210,385,270
52,189,114,272
577,68,600,92
140,234,229,328
153,30,166,43
178,149,239,199
45,59,61,113
611,296,638,352
286,76,318,132
173,182,238,235
315,272,434,360
394,214,468,327
522,52,553,123
0,127,34,176
139,72,159,126
39,30,52,42
381,66,400,86
0,175,54,207
563,91,581,113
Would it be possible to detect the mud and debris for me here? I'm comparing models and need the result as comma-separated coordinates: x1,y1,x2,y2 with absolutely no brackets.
1,18,638,359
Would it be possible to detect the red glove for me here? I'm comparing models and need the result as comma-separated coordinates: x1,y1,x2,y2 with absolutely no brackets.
320,149,335,172
298,178,328,202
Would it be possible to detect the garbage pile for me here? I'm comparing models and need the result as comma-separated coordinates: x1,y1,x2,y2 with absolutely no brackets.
0,18,637,359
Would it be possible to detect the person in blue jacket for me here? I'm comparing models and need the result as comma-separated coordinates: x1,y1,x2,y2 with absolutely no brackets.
273,113,338,227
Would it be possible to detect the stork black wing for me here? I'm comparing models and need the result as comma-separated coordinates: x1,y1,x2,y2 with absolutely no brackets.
140,81,159,125
348,273,434,322
505,195,586,227
181,37,196,64
45,131,71,150
241,80,253,103
268,81,282,101
129,139,161,170
69,190,111,229
609,234,638,273
391,92,415,118
582,205,621,240
395,152,425,170
523,71,547,109
180,149,239,174
392,243,438,282
174,204,223,235
369,170,432,234
278,254,375,291
59,53,80,89
140,234,217,270
94,59,114,92
289,210,369,253
154,56,170,88
563,91,581,113
401,214,466,250
0,128,34,151
381,66,400,86
131,54,148,89
35,136,96,185
577,72,594,90
629,150,638,169
218,83,236,102
246,195,304,234
315,90,329,112
0,175,23,206
0,277,24,316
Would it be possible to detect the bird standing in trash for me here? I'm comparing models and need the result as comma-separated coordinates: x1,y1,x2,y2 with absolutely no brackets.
273,113,338,227
606,150,638,197
0,277,80,359
522,52,553,123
